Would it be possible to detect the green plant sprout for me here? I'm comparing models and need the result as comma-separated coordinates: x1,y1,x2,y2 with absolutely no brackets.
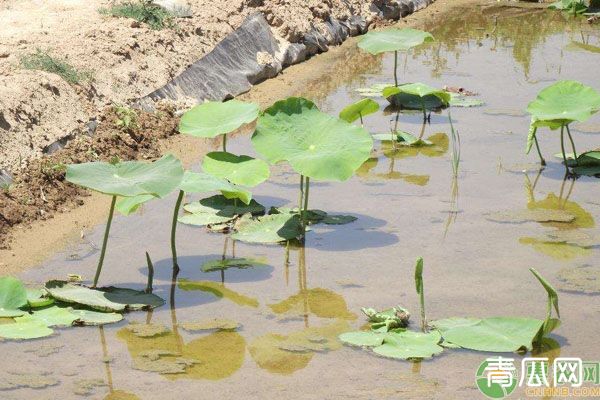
444,112,461,238
526,80,600,173
66,154,184,287
339,98,379,126
252,97,372,232
414,257,426,332
358,28,434,87
179,99,260,152
145,252,154,294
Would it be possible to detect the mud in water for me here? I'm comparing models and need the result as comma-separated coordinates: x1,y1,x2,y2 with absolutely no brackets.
2,1,600,399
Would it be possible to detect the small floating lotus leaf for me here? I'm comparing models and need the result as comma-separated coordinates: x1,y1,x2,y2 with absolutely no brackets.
485,209,575,224
66,154,184,197
321,214,357,225
178,212,234,226
201,257,269,272
178,279,259,308
45,281,125,312
383,83,451,106
339,331,385,347
202,152,270,187
339,99,380,123
0,276,28,317
71,309,123,326
178,100,259,138
100,287,165,311
357,28,434,54
448,93,484,107
373,330,443,360
527,80,600,125
0,320,53,339
231,213,304,244
186,195,264,218
253,97,373,181
556,266,600,294
355,83,389,98
126,323,169,337
180,171,252,204
16,306,78,327
431,317,544,352
26,289,54,308
179,318,240,332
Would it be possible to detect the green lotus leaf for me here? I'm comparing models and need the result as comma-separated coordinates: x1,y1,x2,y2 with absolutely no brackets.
70,309,124,326
180,171,252,204
253,97,373,181
355,83,390,98
184,195,264,219
431,317,544,352
383,83,451,106
339,99,380,123
530,268,560,319
178,212,234,227
99,287,165,311
16,306,78,327
448,93,484,107
231,214,304,244
116,194,156,216
526,80,600,125
178,100,260,138
66,154,184,197
339,331,385,347
0,320,54,340
202,152,270,187
201,258,269,273
45,281,126,312
26,288,54,308
573,151,600,175
573,165,600,176
357,28,434,54
0,277,28,317
373,330,443,360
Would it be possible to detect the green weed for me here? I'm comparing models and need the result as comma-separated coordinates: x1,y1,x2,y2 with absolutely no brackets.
20,50,92,85
100,0,176,30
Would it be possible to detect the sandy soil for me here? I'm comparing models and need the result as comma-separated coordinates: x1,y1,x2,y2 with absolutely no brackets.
0,0,376,172
0,0,473,273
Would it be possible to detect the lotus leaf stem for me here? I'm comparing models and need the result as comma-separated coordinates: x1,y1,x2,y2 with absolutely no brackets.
359,112,363,126
533,135,546,166
222,134,227,152
393,50,398,87
298,175,304,212
145,252,154,293
171,190,184,272
93,195,117,287
302,177,310,231
559,124,569,173
565,124,578,165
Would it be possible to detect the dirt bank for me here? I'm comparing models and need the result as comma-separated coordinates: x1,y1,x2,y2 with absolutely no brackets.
0,0,480,273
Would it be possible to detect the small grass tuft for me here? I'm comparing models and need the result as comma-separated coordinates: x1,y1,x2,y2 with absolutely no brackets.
20,49,92,85
100,0,177,30
114,105,139,132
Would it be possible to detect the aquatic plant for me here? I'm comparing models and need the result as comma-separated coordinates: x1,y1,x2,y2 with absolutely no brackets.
339,98,379,125
549,0,588,15
383,83,451,120
66,154,184,287
358,28,434,87
179,99,260,151
252,97,372,232
414,257,426,332
526,80,600,172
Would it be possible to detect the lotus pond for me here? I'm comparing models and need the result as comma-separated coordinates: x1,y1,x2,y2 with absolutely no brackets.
2,3,600,399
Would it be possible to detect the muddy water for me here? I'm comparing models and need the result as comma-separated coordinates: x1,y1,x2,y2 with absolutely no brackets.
3,4,600,400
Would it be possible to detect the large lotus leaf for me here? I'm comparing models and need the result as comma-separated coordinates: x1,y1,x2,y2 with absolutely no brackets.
180,171,252,204
45,281,126,312
202,152,270,187
383,84,451,106
357,28,434,54
253,97,373,181
70,309,123,326
0,320,54,340
0,277,28,317
526,80,600,124
373,330,443,360
178,100,259,138
231,214,304,244
339,99,380,123
26,288,54,308
16,306,78,327
201,258,269,273
66,154,184,197
432,317,544,352
99,287,165,311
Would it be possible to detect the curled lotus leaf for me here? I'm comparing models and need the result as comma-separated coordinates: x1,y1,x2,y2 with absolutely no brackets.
26,289,54,308
66,154,184,198
339,99,380,123
357,28,434,54
253,97,373,181
383,83,451,108
178,100,259,138
0,277,28,317
202,152,270,187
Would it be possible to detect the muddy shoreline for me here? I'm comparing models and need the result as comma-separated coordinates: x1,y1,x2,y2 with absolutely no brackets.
0,0,476,274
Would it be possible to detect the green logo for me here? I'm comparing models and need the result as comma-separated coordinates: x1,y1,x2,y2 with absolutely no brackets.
476,358,518,399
